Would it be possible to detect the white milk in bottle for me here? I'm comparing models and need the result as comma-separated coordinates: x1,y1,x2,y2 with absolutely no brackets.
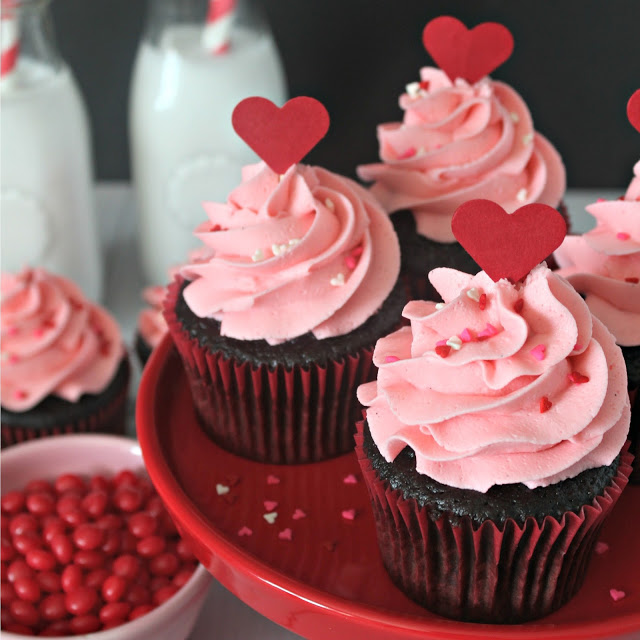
0,2,102,300
129,0,287,284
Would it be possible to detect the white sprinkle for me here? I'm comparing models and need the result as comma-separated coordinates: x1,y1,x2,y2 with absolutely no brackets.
405,82,420,98
325,198,335,211
517,188,528,203
522,132,534,146
435,302,445,310
510,111,520,123
446,336,463,350
263,512,278,524
272,243,288,257
416,146,426,156
330,273,345,286
252,249,264,262
215,484,230,495
288,238,300,247
466,287,481,302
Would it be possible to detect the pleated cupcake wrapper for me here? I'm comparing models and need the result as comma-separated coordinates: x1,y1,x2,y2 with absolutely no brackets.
355,421,633,624
1,372,130,449
165,280,375,464
629,388,639,484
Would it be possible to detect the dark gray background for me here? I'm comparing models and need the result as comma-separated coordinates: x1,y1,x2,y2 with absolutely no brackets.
51,0,640,188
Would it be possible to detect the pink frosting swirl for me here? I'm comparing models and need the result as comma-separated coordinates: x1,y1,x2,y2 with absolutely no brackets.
138,285,169,350
555,160,640,347
1,268,124,412
357,67,566,243
357,265,630,492
181,162,401,344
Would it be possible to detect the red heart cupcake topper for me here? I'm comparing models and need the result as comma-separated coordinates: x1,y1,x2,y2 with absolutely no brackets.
627,89,640,133
232,96,330,174
451,200,567,284
422,16,514,84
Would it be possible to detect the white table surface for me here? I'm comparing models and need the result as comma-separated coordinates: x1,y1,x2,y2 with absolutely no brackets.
95,184,622,640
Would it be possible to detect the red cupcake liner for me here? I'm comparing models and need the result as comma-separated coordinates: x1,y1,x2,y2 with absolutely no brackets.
629,388,639,484
355,421,633,624
165,281,375,464
1,362,130,449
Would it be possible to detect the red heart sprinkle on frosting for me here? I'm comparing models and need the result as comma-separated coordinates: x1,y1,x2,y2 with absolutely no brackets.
627,89,640,133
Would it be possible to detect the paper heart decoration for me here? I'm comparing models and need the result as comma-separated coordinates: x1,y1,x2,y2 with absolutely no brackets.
422,16,514,84
627,89,640,133
232,96,330,174
451,199,567,283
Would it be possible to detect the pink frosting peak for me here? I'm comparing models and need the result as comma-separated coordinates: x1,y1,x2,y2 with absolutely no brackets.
555,160,640,347
357,265,630,492
138,285,169,350
1,268,124,412
181,162,401,344
357,67,566,243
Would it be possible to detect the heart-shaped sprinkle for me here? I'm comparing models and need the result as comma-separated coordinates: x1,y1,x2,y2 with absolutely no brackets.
237,526,252,537
451,200,567,283
278,528,293,541
530,344,546,361
292,508,307,520
323,540,337,552
266,474,280,485
627,89,640,133
595,541,609,555
215,484,230,495
341,509,356,521
422,16,514,84
232,96,330,174
343,474,358,485
264,500,278,511
263,512,278,524
609,589,626,602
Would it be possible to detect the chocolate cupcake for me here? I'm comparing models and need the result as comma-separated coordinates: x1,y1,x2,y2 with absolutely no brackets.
165,159,404,464
1,268,131,447
357,19,567,301
356,264,632,623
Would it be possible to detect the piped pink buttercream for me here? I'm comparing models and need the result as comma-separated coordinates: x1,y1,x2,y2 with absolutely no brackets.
181,162,401,344
357,265,630,492
138,285,169,350
357,68,566,243
555,160,640,347
1,268,124,412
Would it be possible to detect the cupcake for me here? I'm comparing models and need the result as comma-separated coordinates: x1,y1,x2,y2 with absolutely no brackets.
135,284,169,367
1,268,131,447
355,202,631,623
164,151,404,463
555,160,640,481
357,17,566,301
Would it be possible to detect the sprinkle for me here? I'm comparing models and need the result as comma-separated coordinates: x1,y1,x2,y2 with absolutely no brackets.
435,302,445,310
516,188,528,202
573,343,583,352
466,287,481,302
510,111,520,123
267,474,280,485
272,243,288,257
397,147,417,160
215,484,230,495
325,198,335,211
539,396,552,413
405,81,420,97
237,526,253,537
609,589,626,602
330,273,345,286
435,344,451,358
595,541,609,554
288,238,300,247
292,508,307,520
568,371,590,384
522,132,534,146
419,80,430,90
446,336,463,350
596,198,606,203
13,390,28,400
530,344,546,361
384,355,399,363
345,255,357,270
351,246,364,258
341,509,356,521
263,512,278,524
460,328,474,343
513,299,524,313
436,339,448,347
343,474,358,484
478,293,487,311
278,528,293,541
625,277,639,284
477,323,499,340
264,500,278,511
616,232,630,241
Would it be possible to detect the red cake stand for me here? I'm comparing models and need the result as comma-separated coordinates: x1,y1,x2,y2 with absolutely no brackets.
137,336,640,640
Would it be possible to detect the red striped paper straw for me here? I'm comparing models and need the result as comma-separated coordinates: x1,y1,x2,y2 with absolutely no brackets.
1,10,19,82
201,0,236,55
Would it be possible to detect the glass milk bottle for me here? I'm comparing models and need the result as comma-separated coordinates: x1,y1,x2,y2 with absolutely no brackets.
0,0,102,300
129,0,288,284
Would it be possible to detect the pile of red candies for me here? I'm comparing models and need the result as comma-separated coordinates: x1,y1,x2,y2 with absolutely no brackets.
1,470,198,636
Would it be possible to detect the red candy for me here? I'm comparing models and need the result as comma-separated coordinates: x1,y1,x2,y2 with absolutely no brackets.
1,469,196,635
